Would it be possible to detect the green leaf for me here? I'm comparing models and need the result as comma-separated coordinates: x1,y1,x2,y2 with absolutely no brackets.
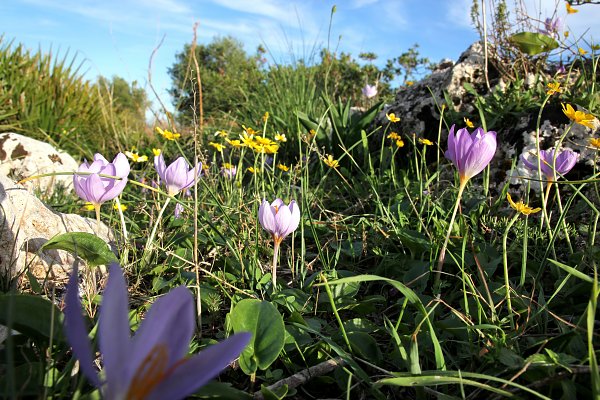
547,259,593,283
0,294,64,344
509,32,559,55
230,299,285,375
40,232,117,267
348,331,382,364
260,384,288,400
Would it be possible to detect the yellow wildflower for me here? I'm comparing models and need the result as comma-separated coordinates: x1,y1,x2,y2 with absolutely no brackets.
226,138,244,148
242,125,258,136
387,132,401,140
125,151,148,163
274,133,287,142
83,202,95,211
579,48,588,56
209,142,225,152
254,136,273,145
592,44,600,51
215,130,228,138
419,138,434,146
406,81,414,86
564,31,570,38
590,138,600,149
240,133,255,147
566,2,578,14
152,148,161,156
156,127,180,141
507,193,541,215
308,129,317,139
113,203,128,212
277,163,289,172
262,112,269,122
546,82,562,95
247,167,257,174
395,139,405,148
386,113,400,123
464,117,474,128
562,103,597,129
323,154,339,168
222,162,234,169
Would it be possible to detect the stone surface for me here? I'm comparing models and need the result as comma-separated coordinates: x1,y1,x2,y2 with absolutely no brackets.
0,174,115,286
0,132,79,195
377,42,488,139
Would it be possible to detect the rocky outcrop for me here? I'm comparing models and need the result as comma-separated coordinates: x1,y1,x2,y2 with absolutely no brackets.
0,132,79,195
0,174,115,287
377,42,489,139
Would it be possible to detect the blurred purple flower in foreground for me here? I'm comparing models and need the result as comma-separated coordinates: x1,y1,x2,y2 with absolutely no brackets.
445,125,497,185
539,17,562,39
154,154,200,196
64,263,250,400
521,148,578,181
361,83,378,99
73,153,130,207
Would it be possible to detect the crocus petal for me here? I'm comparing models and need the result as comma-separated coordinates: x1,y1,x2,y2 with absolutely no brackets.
126,286,195,378
461,130,496,179
112,153,131,177
259,201,277,235
98,178,127,203
63,264,101,387
444,125,457,164
154,154,166,180
285,201,301,237
146,333,251,400
99,263,132,399
274,204,292,238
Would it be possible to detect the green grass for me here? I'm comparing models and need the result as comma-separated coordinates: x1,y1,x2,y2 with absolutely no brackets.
2,20,600,400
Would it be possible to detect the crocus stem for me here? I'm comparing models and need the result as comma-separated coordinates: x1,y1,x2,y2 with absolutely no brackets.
272,240,280,289
502,213,519,330
142,197,172,267
434,179,467,294
94,204,101,235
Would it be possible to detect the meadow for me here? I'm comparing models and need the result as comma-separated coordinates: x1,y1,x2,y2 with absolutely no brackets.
1,1,600,399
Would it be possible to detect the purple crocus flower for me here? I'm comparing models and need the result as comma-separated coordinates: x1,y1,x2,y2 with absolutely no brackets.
73,153,130,207
361,83,378,99
64,263,250,400
445,125,497,185
258,198,300,287
539,17,562,39
154,154,200,196
221,164,237,179
258,198,301,245
521,148,578,181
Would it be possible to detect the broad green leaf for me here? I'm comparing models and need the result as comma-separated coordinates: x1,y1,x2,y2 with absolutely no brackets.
509,32,559,55
40,232,117,267
260,384,288,400
0,294,64,343
348,331,382,364
230,299,285,375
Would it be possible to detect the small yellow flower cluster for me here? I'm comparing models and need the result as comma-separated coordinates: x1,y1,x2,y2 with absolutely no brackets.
113,203,128,212
242,133,279,154
562,103,597,129
387,132,404,148
386,113,400,123
418,138,434,146
507,193,540,215
323,154,339,168
546,82,562,96
566,2,578,14
277,164,289,172
464,117,475,128
125,148,148,163
156,127,180,141
209,142,225,152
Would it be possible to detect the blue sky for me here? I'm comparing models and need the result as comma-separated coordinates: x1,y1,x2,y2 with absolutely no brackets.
1,0,599,113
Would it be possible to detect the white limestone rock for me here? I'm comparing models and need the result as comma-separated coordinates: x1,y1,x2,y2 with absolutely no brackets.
0,174,115,286
0,132,79,195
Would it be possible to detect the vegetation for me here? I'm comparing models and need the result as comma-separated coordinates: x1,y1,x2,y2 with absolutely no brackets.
1,1,600,399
